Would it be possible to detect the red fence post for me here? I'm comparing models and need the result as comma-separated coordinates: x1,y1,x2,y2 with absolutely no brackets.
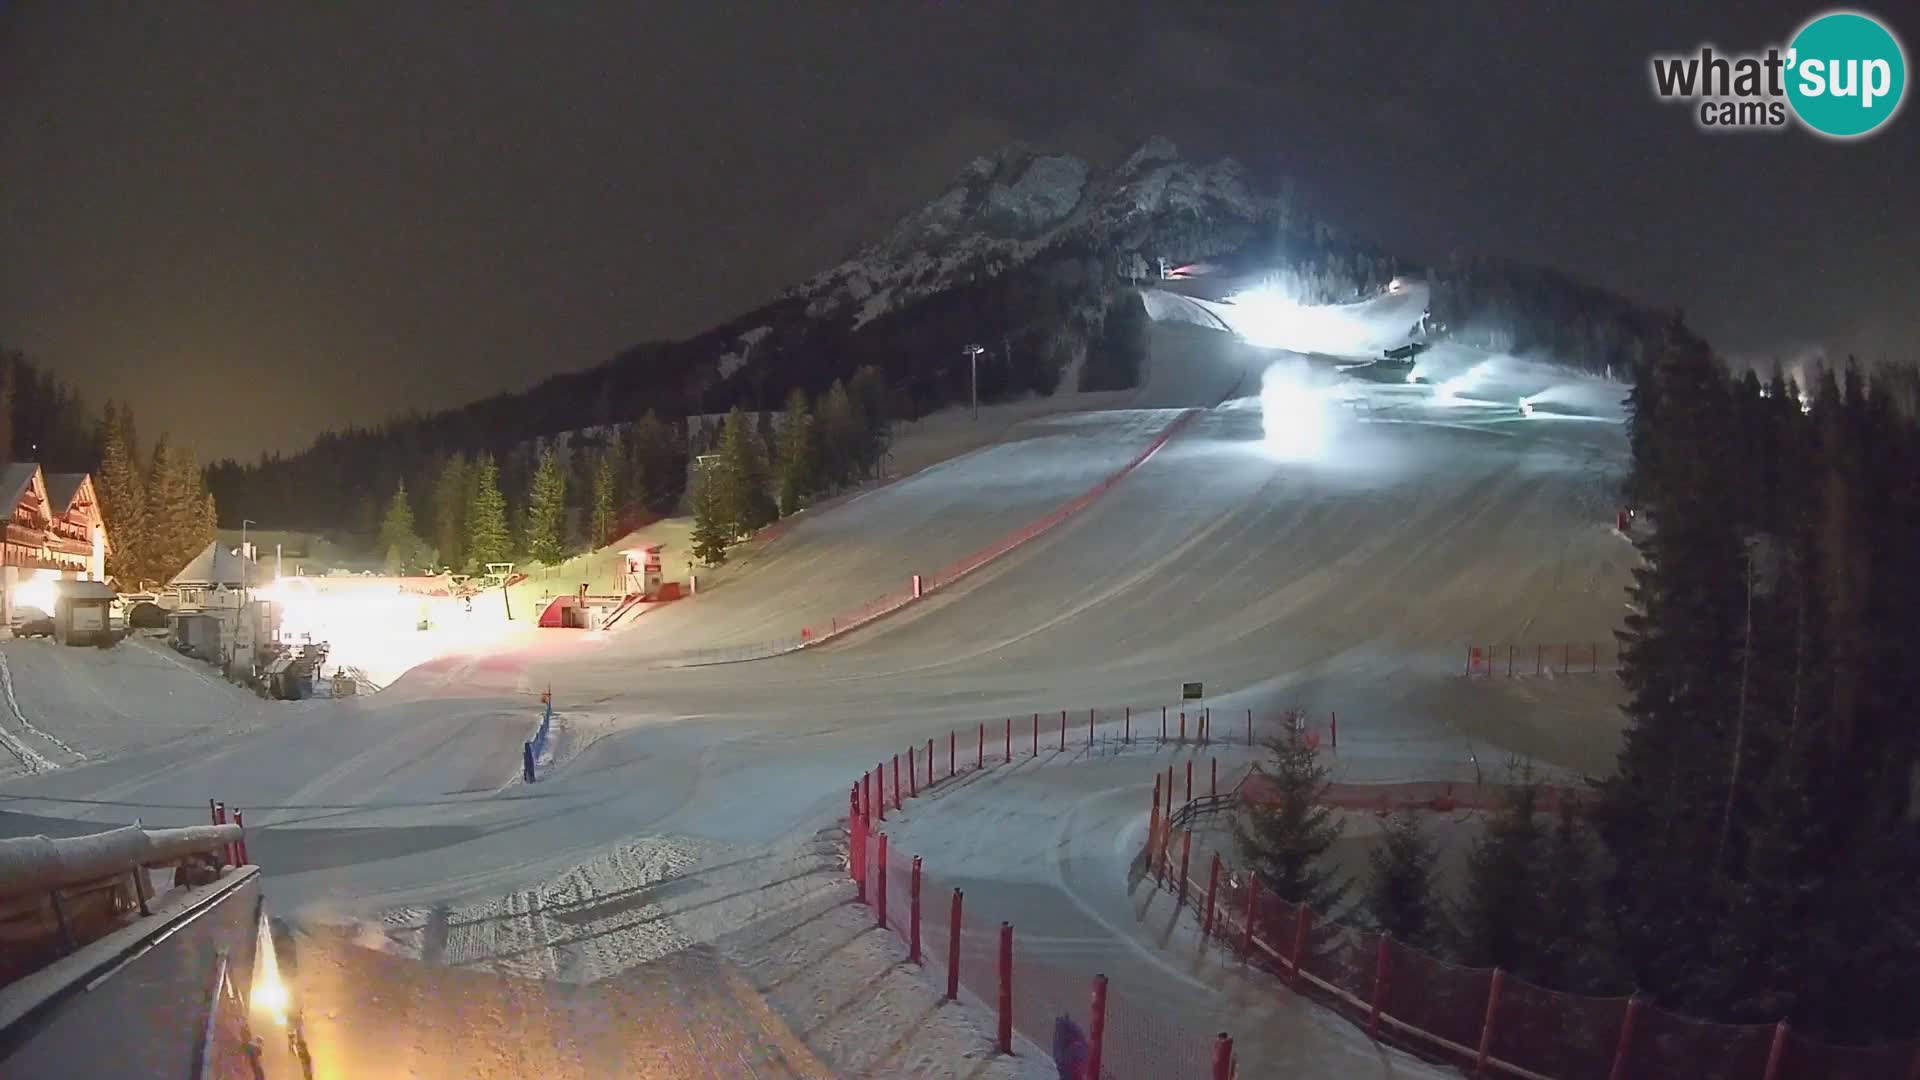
1242,874,1260,961
1202,853,1222,938
1087,974,1109,1080
1032,713,1039,756
876,763,886,821
876,834,890,930
1331,711,1338,749
1606,996,1641,1080
1476,968,1505,1077
850,786,866,903
1247,708,1253,746
1290,904,1312,980
908,746,918,798
1185,760,1193,803
909,856,923,964
233,811,248,865
1059,709,1067,751
946,889,963,1000
996,923,1013,1055
1088,707,1095,748
1211,1033,1234,1080
977,722,984,769
1179,710,1186,742
893,755,903,810
1369,934,1391,1040
1162,706,1167,741
1005,716,1011,762
1761,1020,1789,1080
1165,765,1175,816
927,738,934,787
1125,706,1131,743
863,770,874,829
1178,830,1193,907
1211,756,1218,797
950,730,956,778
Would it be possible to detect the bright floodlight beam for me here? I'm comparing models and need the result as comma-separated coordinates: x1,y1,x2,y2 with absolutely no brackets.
1259,362,1336,461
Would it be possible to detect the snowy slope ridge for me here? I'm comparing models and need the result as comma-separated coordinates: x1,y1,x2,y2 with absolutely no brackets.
795,138,1280,328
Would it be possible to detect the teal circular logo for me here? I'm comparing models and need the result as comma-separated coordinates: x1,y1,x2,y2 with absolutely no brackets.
1787,11,1907,138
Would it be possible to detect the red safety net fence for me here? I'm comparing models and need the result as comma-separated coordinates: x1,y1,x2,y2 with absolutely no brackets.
1466,640,1618,678
1147,786,1920,1080
847,725,1238,1078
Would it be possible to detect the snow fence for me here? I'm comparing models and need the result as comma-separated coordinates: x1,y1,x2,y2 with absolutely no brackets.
1146,780,1920,1080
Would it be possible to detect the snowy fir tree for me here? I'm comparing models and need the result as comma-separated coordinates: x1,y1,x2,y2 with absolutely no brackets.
1230,728,1346,911
525,447,568,564
1363,811,1442,950
465,454,511,570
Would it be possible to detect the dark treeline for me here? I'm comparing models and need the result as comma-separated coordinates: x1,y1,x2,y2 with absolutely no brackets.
1236,328,1920,1047
1,350,100,471
1600,326,1920,1042
1,349,218,587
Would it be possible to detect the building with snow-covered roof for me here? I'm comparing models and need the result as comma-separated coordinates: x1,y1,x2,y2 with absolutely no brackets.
1,463,112,628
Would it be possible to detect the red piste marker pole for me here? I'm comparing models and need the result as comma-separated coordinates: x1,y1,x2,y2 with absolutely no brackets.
1088,708,1094,748
909,856,923,964
1211,756,1218,797
876,834,889,930
977,723,984,769
1212,1033,1234,1080
1247,708,1253,746
1087,974,1109,1080
946,890,963,1001
1606,996,1640,1080
908,746,918,798
1059,709,1066,752
950,731,956,778
1291,905,1312,981
1165,765,1175,816
233,811,248,865
1004,717,1011,763
1202,853,1221,938
1179,710,1186,742
1032,713,1039,757
1125,705,1131,743
996,923,1014,1055
1178,830,1193,907
1242,874,1260,961
1161,706,1167,741
863,771,873,829
876,763,886,821
851,787,867,903
1369,934,1391,1040
1331,711,1338,749
893,755,902,810
1477,969,1506,1077
1185,759,1193,803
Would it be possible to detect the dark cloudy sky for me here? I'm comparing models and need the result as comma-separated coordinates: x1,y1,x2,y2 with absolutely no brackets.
2,2,1915,460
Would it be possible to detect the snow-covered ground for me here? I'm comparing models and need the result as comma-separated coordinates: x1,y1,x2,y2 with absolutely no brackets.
0,303,1632,1074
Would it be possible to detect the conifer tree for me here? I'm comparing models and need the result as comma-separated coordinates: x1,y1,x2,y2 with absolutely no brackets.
1230,727,1347,910
1455,769,1544,972
432,453,469,572
718,406,773,534
465,454,511,570
689,464,730,567
590,445,617,546
96,403,148,584
525,447,568,564
1364,811,1442,949
378,480,426,573
777,387,814,517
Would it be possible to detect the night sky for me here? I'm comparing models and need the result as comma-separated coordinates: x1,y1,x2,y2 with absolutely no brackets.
3,3,1915,461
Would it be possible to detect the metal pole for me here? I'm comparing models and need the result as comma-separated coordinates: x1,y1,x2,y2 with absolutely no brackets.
947,890,963,1000
996,923,1013,1054
909,857,923,963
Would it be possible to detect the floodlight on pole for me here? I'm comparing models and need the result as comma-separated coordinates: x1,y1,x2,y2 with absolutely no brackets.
963,344,985,421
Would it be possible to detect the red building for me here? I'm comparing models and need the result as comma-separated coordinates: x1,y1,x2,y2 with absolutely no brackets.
2,463,111,626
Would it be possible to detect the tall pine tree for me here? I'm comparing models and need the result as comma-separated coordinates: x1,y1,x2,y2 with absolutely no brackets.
777,387,815,516
432,453,469,572
465,454,511,570
525,447,568,564
590,446,617,546
1230,727,1347,910
689,463,730,567
96,403,147,585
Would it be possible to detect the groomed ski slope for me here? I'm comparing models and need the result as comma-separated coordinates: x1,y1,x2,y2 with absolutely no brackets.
0,284,1632,1076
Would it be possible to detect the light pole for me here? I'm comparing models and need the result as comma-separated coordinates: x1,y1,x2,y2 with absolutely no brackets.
963,344,985,421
